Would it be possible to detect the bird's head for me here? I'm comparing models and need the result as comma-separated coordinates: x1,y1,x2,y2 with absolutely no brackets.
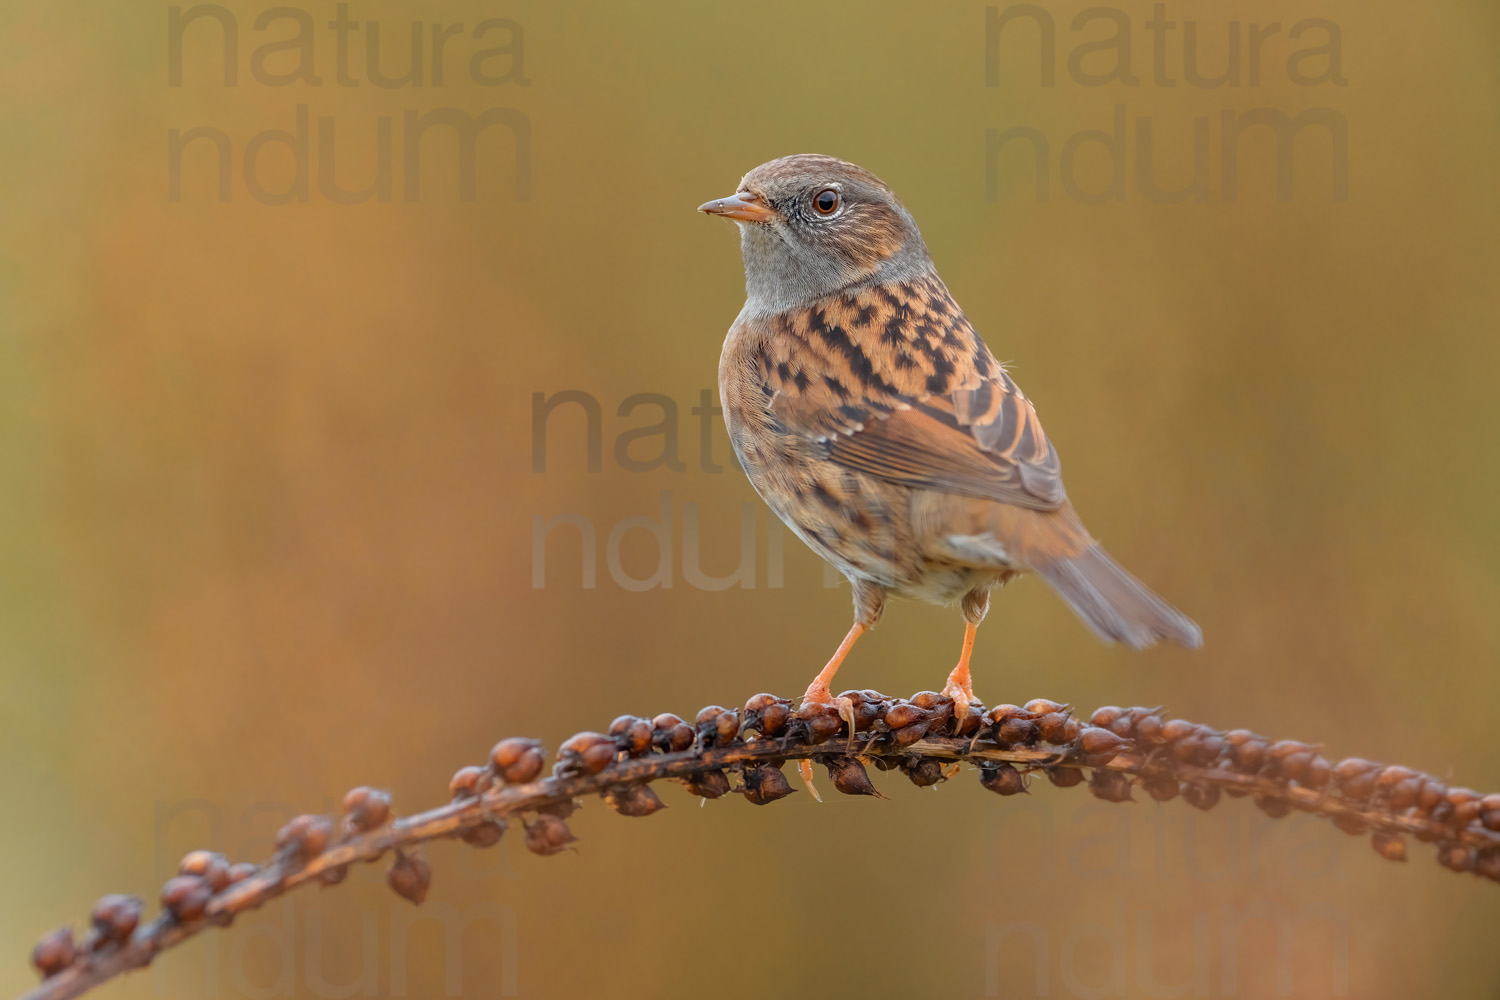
699,154,931,315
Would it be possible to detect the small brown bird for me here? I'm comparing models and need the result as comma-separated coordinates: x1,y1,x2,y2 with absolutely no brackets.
701,154,1200,729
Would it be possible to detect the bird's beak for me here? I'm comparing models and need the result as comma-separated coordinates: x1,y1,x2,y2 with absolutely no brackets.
697,190,775,223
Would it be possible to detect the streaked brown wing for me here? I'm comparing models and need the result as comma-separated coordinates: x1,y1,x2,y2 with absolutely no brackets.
762,276,1066,511
824,378,1064,510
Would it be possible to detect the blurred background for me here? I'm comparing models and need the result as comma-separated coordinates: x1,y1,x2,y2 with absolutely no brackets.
3,0,1498,996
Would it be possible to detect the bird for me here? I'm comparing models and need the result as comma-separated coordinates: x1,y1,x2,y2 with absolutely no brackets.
699,153,1200,734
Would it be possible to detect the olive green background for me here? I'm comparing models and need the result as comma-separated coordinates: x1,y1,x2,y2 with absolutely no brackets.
3,0,1499,997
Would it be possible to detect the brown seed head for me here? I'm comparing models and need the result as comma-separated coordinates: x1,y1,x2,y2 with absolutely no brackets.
160,876,213,922
275,814,334,865
1181,782,1220,811
685,769,732,799
342,787,393,834
31,927,76,979
387,850,432,903
1089,769,1134,803
980,763,1027,797
901,757,946,788
1047,766,1086,789
606,783,668,817
90,895,143,944
461,819,507,848
491,738,547,784
741,763,796,805
179,851,232,893
450,765,489,800
827,757,880,796
557,732,617,776
1371,831,1407,862
524,814,578,855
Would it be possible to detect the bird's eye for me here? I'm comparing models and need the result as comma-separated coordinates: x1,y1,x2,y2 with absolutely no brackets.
812,188,840,215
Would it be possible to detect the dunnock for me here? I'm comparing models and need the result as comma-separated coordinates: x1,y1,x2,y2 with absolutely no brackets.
701,154,1200,732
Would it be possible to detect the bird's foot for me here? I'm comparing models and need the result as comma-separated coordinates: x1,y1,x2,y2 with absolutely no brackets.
796,684,858,802
942,668,981,736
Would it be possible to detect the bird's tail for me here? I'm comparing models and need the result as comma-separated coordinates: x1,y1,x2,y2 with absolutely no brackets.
1032,544,1202,650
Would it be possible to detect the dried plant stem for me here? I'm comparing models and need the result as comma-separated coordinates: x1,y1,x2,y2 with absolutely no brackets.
22,696,1500,1000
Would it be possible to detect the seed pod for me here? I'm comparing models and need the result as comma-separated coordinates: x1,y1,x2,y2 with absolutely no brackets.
179,851,231,893
275,814,334,865
557,732,617,776
160,875,213,922
606,784,667,817
491,737,547,784
985,704,1037,724
801,710,844,745
449,765,488,800
1170,735,1203,764
651,714,696,753
742,694,794,737
715,710,741,746
608,715,654,757
1387,776,1425,812
1024,698,1068,716
827,757,880,796
1036,713,1069,745
741,763,795,805
951,700,985,738
1181,782,1220,811
1371,831,1407,862
1475,850,1500,882
226,862,260,885
1133,713,1164,744
997,716,1038,746
1254,796,1292,819
694,705,731,746
840,691,886,733
1278,751,1316,785
342,787,393,835
1375,765,1416,789
891,723,930,747
886,702,931,731
1078,727,1130,763
1301,756,1333,791
387,850,431,903
685,769,732,799
901,756,945,788
524,813,577,855
979,763,1027,796
1143,773,1180,802
31,927,75,979
1334,758,1379,802
1254,797,1302,821
1482,808,1500,833
1447,788,1483,828
1426,801,1455,832
910,692,954,732
90,895,143,944
1089,769,1133,803
461,819,506,848
1159,719,1196,744
1047,766,1085,789
1090,706,1126,729
1437,844,1476,873
318,865,349,887
1419,781,1451,815
537,797,577,819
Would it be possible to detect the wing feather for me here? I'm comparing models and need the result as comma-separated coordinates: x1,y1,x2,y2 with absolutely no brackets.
762,274,1066,511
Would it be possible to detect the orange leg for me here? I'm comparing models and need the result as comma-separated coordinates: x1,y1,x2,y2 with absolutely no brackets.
800,621,867,708
796,622,868,802
942,622,981,722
